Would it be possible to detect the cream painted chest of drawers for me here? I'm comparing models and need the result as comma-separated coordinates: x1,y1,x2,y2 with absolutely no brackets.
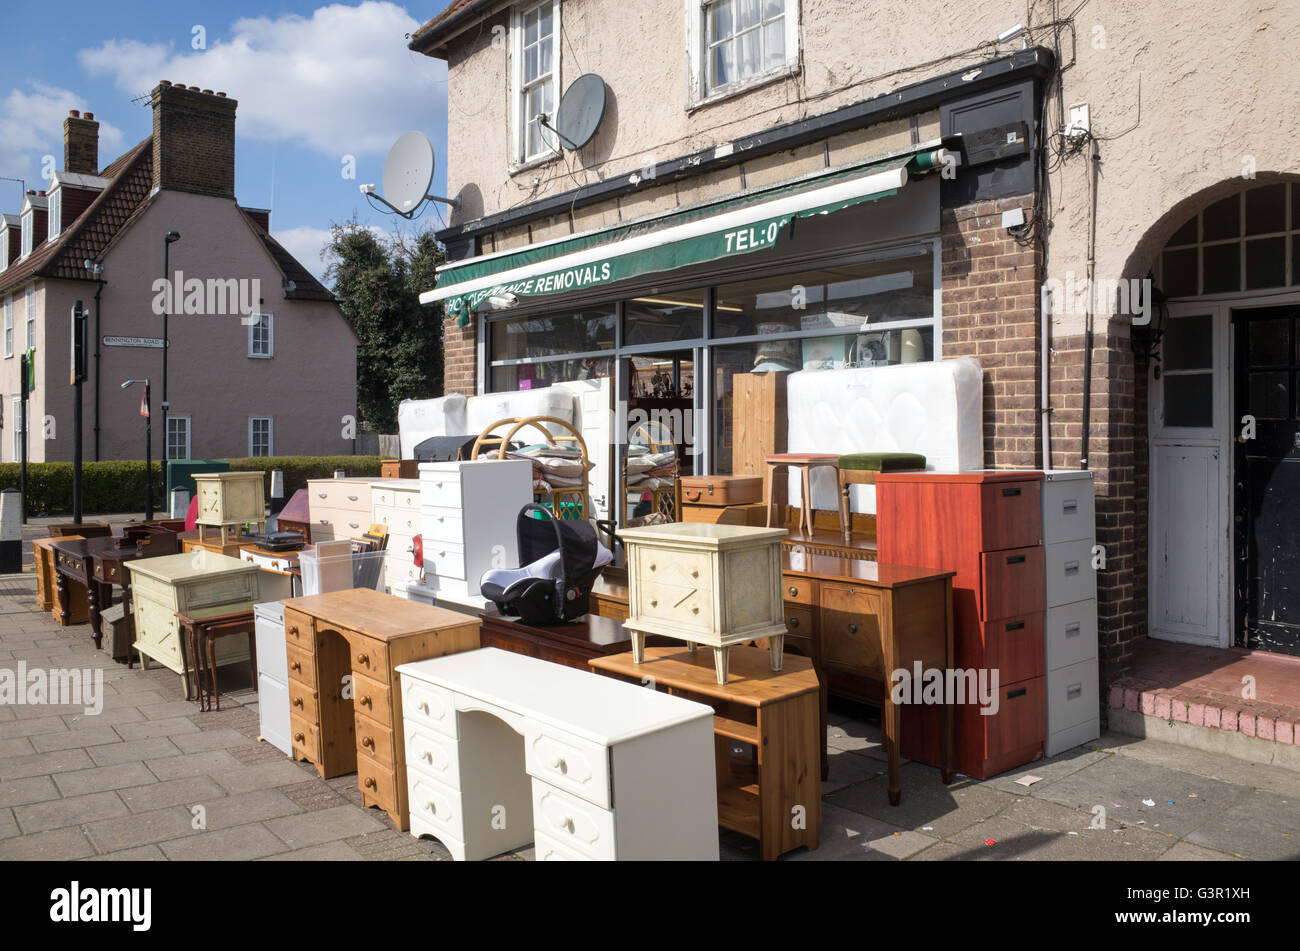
396,647,718,861
308,477,374,542
194,472,266,528
617,523,789,682
127,551,261,677
419,460,533,608
371,479,421,593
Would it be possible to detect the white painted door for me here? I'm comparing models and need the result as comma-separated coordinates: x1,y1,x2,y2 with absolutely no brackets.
1148,305,1230,647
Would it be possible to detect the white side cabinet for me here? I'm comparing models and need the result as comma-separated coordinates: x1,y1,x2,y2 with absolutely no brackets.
371,479,422,593
418,460,533,609
396,648,719,861
1042,470,1100,755
253,601,292,756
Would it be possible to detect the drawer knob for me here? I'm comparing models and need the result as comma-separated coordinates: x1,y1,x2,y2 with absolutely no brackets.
290,662,301,671
361,696,373,708
289,627,299,637
417,701,429,713
691,569,699,578
848,623,858,634
294,733,305,743
363,777,377,790
789,586,798,597
549,755,568,773
293,698,303,708
649,563,656,571
347,495,359,502
356,653,369,666
425,801,437,815
422,752,434,764
650,600,658,608
556,816,575,833
789,616,800,629
362,737,375,749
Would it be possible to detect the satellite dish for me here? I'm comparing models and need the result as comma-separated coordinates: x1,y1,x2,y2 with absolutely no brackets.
382,132,436,212
548,74,607,151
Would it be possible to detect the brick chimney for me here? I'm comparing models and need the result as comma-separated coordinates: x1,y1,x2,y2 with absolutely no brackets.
63,109,99,174
150,81,238,198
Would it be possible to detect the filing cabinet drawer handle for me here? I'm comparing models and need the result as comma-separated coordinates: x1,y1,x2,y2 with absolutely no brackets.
1006,555,1027,565
1002,487,1022,497
1005,620,1025,632
1065,561,1080,576
1067,683,1083,700
363,777,377,790
1007,687,1027,699
1062,499,1078,513
788,616,800,629
1065,622,1082,636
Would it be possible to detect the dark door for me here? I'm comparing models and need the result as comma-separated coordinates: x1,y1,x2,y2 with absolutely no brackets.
1233,306,1300,655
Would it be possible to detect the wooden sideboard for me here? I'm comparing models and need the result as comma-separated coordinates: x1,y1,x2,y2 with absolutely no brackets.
478,611,673,671
281,589,480,829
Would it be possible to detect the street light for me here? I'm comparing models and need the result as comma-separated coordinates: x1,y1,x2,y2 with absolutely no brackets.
161,230,181,465
121,378,153,520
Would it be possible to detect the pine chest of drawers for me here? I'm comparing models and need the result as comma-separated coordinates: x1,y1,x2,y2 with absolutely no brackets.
616,523,788,682
307,478,375,542
126,551,261,677
280,588,480,829
194,472,266,530
370,479,422,593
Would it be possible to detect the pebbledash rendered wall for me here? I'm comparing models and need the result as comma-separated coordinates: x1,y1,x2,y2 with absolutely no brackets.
428,0,1300,708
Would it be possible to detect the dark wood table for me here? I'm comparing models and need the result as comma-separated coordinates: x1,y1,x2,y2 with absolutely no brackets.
51,537,120,644
477,610,672,671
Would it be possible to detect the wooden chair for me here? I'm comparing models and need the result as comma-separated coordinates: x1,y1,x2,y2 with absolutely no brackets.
622,419,678,523
471,415,593,521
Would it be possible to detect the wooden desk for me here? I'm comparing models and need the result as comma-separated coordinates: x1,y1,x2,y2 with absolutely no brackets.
51,537,121,642
281,589,480,829
591,645,821,861
94,531,180,663
478,611,672,671
35,536,86,617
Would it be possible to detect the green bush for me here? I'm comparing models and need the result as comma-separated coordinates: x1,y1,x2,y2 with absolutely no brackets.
0,456,383,515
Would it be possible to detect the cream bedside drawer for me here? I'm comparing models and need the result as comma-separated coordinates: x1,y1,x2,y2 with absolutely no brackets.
372,486,420,510
374,506,419,535
421,506,464,544
402,677,458,737
531,781,616,860
534,830,591,861
309,481,371,512
404,722,461,789
424,543,466,582
408,772,464,844
525,725,610,809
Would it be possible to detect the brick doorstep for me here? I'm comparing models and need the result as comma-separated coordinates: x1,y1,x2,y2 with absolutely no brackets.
1110,680,1300,746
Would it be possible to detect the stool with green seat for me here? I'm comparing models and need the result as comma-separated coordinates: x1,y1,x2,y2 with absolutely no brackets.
837,452,927,543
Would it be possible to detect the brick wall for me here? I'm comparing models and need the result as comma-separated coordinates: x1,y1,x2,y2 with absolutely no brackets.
63,113,99,175
939,195,1042,469
150,82,237,199
443,313,477,396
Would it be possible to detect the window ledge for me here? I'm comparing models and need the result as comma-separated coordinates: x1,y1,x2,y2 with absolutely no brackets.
687,62,801,113
509,150,564,178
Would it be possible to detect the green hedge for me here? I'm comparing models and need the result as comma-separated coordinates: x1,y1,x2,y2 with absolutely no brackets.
0,456,382,516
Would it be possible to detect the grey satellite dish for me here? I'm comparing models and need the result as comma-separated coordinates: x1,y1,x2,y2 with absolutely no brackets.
361,131,460,216
543,74,607,151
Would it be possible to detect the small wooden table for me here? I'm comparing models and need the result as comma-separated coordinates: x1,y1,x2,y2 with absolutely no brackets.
178,610,258,711
765,453,841,536
591,645,821,861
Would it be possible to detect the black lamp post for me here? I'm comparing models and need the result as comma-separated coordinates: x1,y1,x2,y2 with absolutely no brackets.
121,379,153,520
161,231,181,464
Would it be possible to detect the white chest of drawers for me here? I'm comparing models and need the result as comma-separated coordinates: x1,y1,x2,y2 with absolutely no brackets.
1042,470,1100,755
418,460,533,609
370,479,422,593
396,647,718,861
307,478,374,542
254,600,292,755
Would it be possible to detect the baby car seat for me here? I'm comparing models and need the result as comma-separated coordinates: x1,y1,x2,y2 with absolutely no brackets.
480,504,613,625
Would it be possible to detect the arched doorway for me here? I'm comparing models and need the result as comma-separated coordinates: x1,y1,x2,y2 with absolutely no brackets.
1145,177,1300,656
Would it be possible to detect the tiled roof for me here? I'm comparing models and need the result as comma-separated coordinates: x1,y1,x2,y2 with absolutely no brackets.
237,208,336,303
409,0,484,53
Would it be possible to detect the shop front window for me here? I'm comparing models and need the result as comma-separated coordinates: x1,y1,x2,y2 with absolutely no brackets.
489,307,615,362
624,291,706,346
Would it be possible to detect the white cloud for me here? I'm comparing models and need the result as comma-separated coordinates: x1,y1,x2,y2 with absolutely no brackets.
0,83,125,190
78,2,447,158
273,223,385,283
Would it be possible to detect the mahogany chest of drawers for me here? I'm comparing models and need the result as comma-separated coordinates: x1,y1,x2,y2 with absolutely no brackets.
280,589,480,829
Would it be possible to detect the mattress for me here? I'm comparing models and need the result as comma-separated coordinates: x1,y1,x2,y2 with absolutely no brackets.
464,385,579,448
397,394,468,459
785,356,984,514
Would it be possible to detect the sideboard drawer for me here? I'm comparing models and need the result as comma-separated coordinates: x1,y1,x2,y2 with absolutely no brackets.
783,604,815,637
403,678,458,738
421,506,464,545
782,574,818,606
287,682,319,722
404,722,461,789
408,771,464,844
353,672,393,726
525,725,610,809
531,780,616,860
355,715,395,770
347,635,389,680
977,480,1043,551
356,752,398,814
372,487,419,510
283,610,314,648
423,543,466,583
290,716,322,763
373,506,419,536
285,643,315,688
979,546,1045,621
182,573,259,611
818,583,884,673
534,829,589,861
421,474,463,510
309,481,371,512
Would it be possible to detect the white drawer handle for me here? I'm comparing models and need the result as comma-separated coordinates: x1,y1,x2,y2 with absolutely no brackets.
348,522,360,529
555,816,575,833
1067,683,1083,700
317,493,327,499
422,752,434,764
418,702,430,714
1065,622,1081,637
691,569,698,578
347,495,359,502
425,801,437,815
549,755,567,773
1064,561,1080,576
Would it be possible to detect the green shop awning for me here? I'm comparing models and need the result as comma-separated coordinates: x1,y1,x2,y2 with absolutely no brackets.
421,141,955,323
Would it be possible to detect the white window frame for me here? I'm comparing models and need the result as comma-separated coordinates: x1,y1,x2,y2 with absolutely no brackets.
46,188,61,242
11,396,21,461
686,0,801,109
19,211,32,259
24,287,35,351
166,415,191,460
510,0,561,169
249,416,273,457
248,311,274,358
0,227,8,273
3,296,12,358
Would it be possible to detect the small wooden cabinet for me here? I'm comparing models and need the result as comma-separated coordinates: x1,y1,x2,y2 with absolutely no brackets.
280,589,480,829
126,552,260,677
194,472,266,536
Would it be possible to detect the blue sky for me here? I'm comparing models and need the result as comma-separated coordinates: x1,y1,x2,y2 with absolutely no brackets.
0,0,453,281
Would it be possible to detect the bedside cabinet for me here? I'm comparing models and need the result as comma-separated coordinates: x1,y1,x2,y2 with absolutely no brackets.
307,478,375,542
371,479,422,593
194,472,267,543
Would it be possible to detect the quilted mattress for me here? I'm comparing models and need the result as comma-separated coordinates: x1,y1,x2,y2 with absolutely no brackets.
785,356,983,514
397,394,468,459
464,385,579,447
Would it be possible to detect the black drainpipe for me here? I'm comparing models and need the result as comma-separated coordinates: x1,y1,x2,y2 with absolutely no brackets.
93,276,104,460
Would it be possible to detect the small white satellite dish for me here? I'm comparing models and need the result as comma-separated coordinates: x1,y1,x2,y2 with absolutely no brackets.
365,131,460,217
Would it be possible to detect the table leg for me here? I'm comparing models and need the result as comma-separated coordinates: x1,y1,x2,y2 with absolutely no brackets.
209,635,220,711
839,478,852,543
712,646,729,684
55,571,70,627
800,466,813,536
764,463,777,528
767,633,784,672
181,623,195,703
885,695,901,806
123,582,136,669
86,579,101,643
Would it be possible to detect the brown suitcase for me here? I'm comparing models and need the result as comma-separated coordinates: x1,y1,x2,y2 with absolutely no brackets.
678,475,763,507
682,502,768,526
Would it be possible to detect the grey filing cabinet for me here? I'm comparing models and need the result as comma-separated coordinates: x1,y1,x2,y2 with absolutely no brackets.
254,601,292,756
1042,470,1100,755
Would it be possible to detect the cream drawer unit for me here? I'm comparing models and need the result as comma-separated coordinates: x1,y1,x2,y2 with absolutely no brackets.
194,471,266,529
370,479,421,512
397,647,718,861
417,460,533,610
307,478,374,541
534,830,588,861
618,523,788,683
1041,470,1099,756
127,552,260,680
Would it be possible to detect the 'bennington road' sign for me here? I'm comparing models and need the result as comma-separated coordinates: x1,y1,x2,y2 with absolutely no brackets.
102,336,167,349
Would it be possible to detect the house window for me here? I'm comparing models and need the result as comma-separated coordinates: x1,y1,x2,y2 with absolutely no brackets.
689,0,799,104
513,0,559,164
249,417,273,457
0,227,8,272
248,312,273,358
47,190,61,242
24,287,35,350
19,212,32,259
3,296,12,358
167,416,191,460
11,396,21,461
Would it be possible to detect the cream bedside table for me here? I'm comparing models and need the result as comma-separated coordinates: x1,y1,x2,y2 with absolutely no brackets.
194,471,267,544
616,523,788,683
